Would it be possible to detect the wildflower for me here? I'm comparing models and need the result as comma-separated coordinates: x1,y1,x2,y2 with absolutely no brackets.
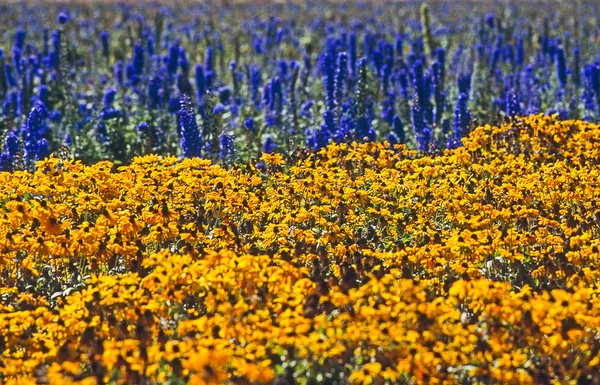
213,103,226,115
179,95,202,158
452,92,471,139
322,53,335,111
392,115,405,144
263,136,277,154
113,60,124,86
301,100,314,118
204,46,214,89
23,101,50,163
100,31,110,59
219,132,235,161
349,33,358,76
132,42,144,75
506,88,521,116
335,52,348,108
57,12,69,24
555,46,567,89
243,118,255,133
167,43,179,75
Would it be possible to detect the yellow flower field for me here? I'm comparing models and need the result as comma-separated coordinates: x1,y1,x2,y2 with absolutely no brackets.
2,114,600,384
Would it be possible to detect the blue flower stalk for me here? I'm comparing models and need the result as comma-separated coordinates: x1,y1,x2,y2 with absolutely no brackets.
355,57,368,117
506,88,522,117
179,94,203,158
289,61,300,134
355,115,376,143
248,64,262,110
3,91,17,117
111,60,123,86
0,130,20,171
23,101,50,165
263,136,277,154
148,76,162,110
572,48,581,89
322,53,336,111
12,47,22,76
178,73,193,96
100,32,110,62
450,93,471,147
219,132,235,165
50,30,60,70
307,110,335,150
349,33,357,80
582,63,600,116
515,37,524,68
435,47,446,89
100,87,123,120
334,52,348,111
204,46,215,90
167,43,179,75
230,60,239,100
431,61,445,127
457,72,472,95
398,67,410,100
412,60,433,125
411,92,425,135
195,64,205,105
395,34,404,62
4,63,17,88
411,92,431,151
42,29,49,57
179,48,190,75
14,28,26,51
555,46,567,90
392,115,405,144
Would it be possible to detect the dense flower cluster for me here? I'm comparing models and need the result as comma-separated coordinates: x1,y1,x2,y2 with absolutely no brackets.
0,2,599,167
1,114,600,384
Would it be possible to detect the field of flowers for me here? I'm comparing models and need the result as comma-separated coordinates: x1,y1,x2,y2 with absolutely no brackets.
3,114,600,384
2,1,600,385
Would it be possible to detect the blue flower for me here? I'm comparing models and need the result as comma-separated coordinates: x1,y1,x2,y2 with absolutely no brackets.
218,86,232,105
137,122,150,133
5,130,19,157
101,108,123,120
322,53,335,110
355,116,375,142
263,136,277,154
349,33,358,75
23,102,50,163
167,43,180,75
506,88,521,116
195,64,205,103
243,117,255,132
219,132,235,160
457,72,471,95
213,103,226,115
114,61,124,85
132,42,144,75
392,115,405,144
50,110,62,123
301,100,314,118
556,46,567,89
335,52,348,107
179,95,203,158
452,92,471,140
168,97,180,114
100,31,110,59
57,12,69,25
103,88,117,110
4,63,17,88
